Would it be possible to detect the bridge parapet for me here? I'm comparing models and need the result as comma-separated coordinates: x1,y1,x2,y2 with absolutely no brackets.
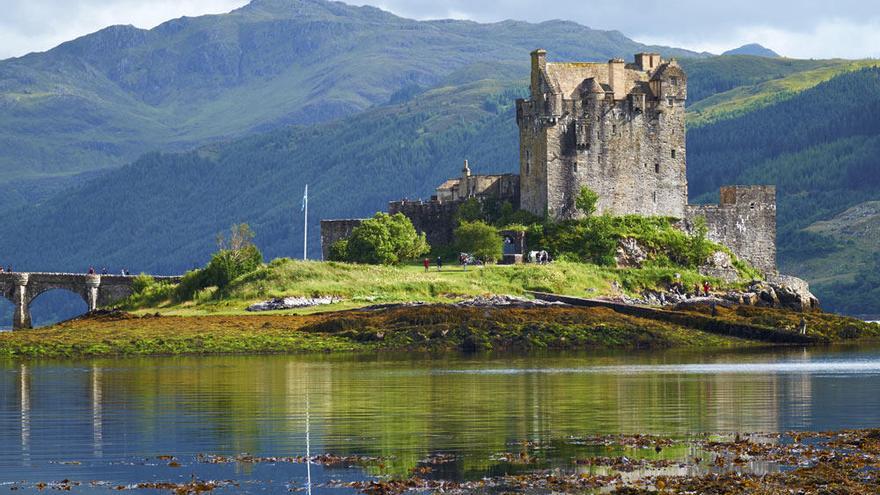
0,272,182,330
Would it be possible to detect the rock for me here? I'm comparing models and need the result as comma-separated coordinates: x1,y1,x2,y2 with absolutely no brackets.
768,275,821,312
247,296,342,312
455,295,567,308
615,237,647,268
699,250,739,283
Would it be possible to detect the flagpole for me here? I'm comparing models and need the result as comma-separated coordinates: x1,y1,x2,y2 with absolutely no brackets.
303,184,308,261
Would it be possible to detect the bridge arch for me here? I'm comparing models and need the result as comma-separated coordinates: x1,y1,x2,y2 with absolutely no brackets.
0,297,13,331
27,289,90,328
0,272,180,330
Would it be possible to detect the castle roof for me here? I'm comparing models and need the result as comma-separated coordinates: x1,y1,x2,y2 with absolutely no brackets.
544,62,650,99
436,178,460,191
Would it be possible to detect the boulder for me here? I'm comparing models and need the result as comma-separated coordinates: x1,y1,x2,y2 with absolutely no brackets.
768,275,821,312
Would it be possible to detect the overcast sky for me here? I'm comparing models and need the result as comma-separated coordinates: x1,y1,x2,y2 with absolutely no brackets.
2,0,880,60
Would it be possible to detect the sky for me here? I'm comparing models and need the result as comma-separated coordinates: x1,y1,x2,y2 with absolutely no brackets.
2,0,879,60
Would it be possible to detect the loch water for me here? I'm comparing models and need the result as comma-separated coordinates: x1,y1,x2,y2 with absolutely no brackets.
2,346,880,492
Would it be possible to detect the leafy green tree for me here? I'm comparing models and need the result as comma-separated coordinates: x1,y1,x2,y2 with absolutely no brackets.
575,186,599,217
455,221,503,262
343,213,429,265
454,198,484,224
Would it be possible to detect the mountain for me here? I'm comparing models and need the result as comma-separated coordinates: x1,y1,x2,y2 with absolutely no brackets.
722,43,780,58
0,0,700,186
2,1,880,317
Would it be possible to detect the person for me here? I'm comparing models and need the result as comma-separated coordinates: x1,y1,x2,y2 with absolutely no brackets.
0,266,4,273
460,253,467,271
436,256,442,271
88,266,95,275
703,281,711,297
6,265,12,273
423,258,430,273
694,283,701,297
101,266,108,275
799,316,808,335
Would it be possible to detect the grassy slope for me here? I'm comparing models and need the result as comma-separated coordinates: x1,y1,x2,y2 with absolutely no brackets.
125,259,720,316
687,60,880,127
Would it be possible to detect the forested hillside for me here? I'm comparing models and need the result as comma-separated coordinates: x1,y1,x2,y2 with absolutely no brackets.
688,67,880,313
2,0,880,318
0,0,699,186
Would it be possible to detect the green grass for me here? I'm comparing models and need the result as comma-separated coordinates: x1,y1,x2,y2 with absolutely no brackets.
121,258,728,316
687,60,880,128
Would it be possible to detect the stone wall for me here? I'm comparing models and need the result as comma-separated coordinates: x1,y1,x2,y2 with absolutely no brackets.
687,186,777,275
517,51,688,220
388,200,460,248
319,219,364,261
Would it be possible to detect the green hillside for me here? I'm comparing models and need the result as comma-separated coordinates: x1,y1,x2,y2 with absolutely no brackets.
687,59,880,127
2,1,880,317
0,0,700,185
0,77,523,275
687,68,880,313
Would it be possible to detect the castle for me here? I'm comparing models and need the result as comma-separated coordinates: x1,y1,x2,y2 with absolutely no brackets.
322,51,777,274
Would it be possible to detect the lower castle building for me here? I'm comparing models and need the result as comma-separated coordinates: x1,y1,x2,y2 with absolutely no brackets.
322,51,777,275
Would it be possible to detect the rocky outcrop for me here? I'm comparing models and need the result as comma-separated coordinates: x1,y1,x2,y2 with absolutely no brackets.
767,275,821,311
699,250,740,283
615,238,647,268
721,276,820,312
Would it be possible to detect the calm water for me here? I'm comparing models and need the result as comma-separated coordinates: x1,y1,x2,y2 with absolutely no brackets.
2,346,880,492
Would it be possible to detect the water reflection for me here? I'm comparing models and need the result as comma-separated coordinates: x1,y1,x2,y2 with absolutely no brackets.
0,346,878,487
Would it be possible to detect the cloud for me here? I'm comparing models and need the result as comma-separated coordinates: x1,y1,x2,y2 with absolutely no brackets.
0,0,248,60
2,0,880,60
365,0,880,59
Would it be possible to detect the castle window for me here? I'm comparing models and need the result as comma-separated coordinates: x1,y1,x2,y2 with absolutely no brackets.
655,163,660,174
525,150,532,175
671,149,676,159
653,191,657,203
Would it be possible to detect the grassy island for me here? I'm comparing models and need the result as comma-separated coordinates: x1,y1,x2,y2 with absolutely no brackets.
2,259,878,359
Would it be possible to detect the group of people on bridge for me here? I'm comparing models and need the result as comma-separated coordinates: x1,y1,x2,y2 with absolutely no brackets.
86,266,131,276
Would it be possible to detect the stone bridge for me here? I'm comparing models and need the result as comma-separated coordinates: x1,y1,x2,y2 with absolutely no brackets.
0,272,182,330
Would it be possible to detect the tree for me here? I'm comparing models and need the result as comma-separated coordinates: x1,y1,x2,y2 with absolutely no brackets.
575,186,599,217
342,213,429,265
205,223,264,289
455,221,503,262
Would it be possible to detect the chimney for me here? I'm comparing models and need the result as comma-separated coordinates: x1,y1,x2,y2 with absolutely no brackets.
608,58,626,101
530,49,547,95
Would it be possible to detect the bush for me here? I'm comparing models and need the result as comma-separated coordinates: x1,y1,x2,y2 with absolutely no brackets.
120,274,175,308
172,223,265,300
204,244,264,289
575,186,599,217
455,220,503,262
338,213,429,265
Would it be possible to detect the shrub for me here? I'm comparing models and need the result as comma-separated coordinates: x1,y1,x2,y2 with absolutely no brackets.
204,244,264,289
342,213,429,265
455,220,503,262
173,223,265,300
575,186,599,217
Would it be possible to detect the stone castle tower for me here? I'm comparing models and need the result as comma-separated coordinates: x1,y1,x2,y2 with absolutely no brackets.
517,50,688,219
